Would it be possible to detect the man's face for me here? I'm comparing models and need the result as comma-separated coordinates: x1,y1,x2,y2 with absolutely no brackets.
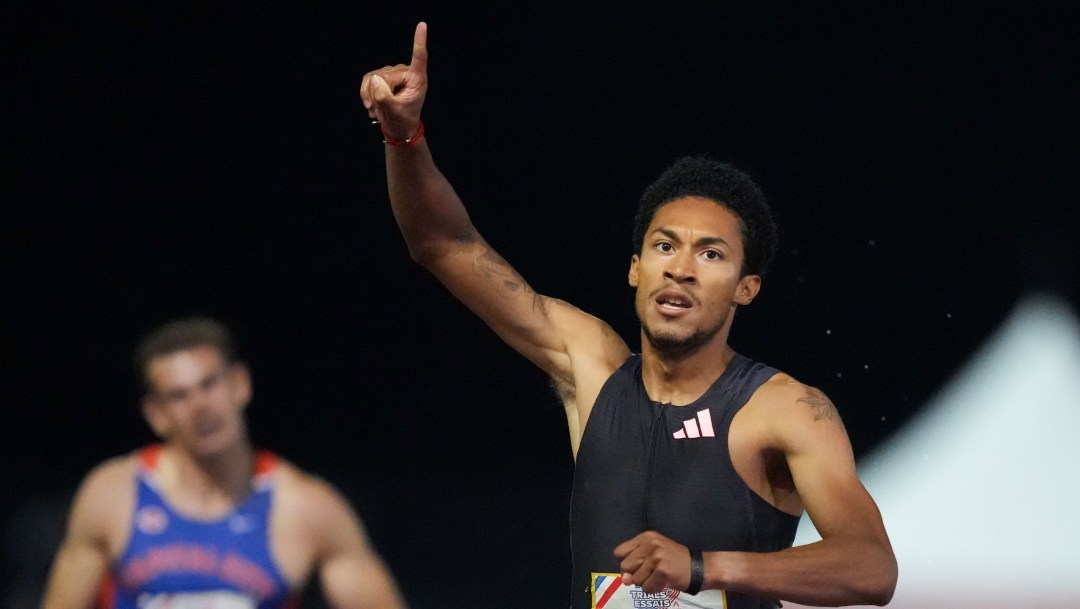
142,345,251,458
628,196,761,356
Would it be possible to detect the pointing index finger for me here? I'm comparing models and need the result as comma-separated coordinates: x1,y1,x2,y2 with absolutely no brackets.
409,22,428,79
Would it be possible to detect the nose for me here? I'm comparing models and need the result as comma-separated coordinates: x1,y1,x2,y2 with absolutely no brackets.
188,381,219,412
663,250,697,284
188,390,211,414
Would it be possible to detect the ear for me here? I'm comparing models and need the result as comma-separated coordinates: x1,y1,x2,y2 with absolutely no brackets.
142,397,171,439
229,363,253,410
734,274,762,306
628,254,640,288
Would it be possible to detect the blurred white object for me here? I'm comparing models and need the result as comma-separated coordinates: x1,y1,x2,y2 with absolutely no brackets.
789,293,1080,609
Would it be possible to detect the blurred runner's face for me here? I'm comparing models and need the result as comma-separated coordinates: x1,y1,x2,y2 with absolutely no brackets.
143,346,250,458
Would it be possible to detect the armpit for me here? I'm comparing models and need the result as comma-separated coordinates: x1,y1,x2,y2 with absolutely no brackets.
549,374,575,407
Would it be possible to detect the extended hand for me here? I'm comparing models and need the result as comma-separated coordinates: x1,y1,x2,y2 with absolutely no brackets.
360,22,428,140
614,531,693,594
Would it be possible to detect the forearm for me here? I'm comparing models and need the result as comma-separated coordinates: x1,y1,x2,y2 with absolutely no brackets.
706,535,897,606
385,139,478,266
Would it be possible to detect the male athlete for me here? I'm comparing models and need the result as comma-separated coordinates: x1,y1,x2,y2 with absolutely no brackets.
361,23,896,609
41,318,407,609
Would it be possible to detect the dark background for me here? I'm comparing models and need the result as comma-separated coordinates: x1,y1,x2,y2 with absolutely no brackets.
3,3,1076,608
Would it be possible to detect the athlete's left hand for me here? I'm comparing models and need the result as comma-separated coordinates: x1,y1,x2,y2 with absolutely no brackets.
614,531,693,593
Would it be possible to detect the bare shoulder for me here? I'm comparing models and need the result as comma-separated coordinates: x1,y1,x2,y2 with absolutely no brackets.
79,453,139,496
546,298,621,341
550,299,631,369
745,372,849,447
543,299,628,382
66,453,139,551
271,460,359,528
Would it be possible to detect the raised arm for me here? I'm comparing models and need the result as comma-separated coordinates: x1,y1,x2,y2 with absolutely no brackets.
360,24,629,445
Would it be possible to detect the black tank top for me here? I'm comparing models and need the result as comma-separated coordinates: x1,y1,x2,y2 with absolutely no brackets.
570,353,800,609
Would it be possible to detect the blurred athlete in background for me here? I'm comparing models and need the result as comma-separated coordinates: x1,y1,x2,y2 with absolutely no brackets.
41,317,407,609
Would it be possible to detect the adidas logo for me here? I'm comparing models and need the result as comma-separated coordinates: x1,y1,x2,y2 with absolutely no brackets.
672,409,715,439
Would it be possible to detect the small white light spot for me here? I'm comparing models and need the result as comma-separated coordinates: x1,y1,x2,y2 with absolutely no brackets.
869,239,876,246
836,372,843,378
826,329,832,335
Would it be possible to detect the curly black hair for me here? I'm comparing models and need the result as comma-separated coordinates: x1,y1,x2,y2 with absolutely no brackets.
633,156,778,277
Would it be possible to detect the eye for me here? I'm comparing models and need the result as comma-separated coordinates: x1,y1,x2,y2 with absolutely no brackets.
202,371,224,391
702,249,723,260
655,241,674,253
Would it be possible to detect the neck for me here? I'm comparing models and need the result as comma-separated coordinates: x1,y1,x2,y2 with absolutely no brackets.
159,440,256,514
640,334,736,406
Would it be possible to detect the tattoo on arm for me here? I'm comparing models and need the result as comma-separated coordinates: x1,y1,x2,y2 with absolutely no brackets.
798,386,846,430
472,247,550,313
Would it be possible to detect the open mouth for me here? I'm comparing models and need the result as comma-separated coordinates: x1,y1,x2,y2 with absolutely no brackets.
195,415,224,437
656,291,693,312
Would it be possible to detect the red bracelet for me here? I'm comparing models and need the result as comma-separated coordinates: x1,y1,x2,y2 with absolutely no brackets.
380,120,424,146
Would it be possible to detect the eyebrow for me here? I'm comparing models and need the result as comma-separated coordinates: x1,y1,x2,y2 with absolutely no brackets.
652,227,731,249
156,367,227,398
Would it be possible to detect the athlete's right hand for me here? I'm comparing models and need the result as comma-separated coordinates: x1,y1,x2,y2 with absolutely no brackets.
360,22,428,141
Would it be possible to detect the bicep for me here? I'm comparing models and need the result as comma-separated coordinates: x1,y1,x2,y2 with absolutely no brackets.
427,238,626,381
307,484,407,609
428,239,565,364
780,386,888,541
321,544,406,609
42,538,111,609
42,478,118,609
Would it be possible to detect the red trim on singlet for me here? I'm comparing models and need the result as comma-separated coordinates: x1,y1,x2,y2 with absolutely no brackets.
254,450,277,475
96,573,117,609
136,444,278,476
138,444,162,470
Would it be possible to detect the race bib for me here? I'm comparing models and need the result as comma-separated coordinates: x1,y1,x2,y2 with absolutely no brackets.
137,590,256,609
591,573,728,609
